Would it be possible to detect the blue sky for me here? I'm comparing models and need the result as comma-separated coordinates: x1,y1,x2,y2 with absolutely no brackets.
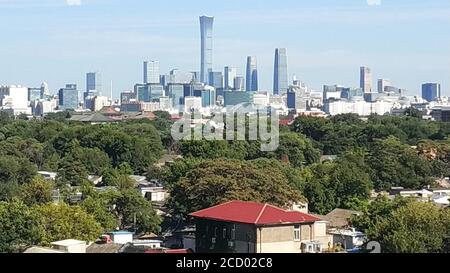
0,0,449,97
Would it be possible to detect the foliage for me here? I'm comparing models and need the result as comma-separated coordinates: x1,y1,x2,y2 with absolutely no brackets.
32,203,102,246
0,201,42,253
20,176,54,206
168,159,306,218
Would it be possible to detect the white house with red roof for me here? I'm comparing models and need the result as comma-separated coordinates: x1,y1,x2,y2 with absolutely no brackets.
190,201,332,253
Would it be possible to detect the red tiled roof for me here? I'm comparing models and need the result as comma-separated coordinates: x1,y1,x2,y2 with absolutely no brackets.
189,201,321,226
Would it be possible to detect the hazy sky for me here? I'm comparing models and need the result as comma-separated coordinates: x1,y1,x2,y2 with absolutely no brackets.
0,0,449,97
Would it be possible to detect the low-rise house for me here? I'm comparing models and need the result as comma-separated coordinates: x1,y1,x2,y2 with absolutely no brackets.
190,201,332,253
38,171,57,180
132,239,163,249
389,187,434,201
109,231,134,245
141,186,169,203
328,228,366,251
51,239,87,253
323,209,363,229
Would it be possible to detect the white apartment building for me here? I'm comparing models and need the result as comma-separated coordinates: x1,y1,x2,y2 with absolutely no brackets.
0,85,32,115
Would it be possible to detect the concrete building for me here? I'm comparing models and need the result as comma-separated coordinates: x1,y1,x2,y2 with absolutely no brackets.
0,85,31,114
144,61,160,84
377,79,391,93
190,201,331,254
224,66,237,90
360,66,373,93
233,76,245,91
184,96,202,112
51,239,87,253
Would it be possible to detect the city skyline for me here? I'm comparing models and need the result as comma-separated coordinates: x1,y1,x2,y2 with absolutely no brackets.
0,0,449,97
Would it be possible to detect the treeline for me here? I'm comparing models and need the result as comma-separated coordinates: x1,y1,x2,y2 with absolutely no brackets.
0,112,171,252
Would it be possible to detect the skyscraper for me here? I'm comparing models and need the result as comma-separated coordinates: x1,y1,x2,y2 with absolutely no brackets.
224,66,237,90
246,56,258,92
234,77,245,91
378,79,392,93
58,84,79,110
200,16,214,84
208,71,223,89
360,66,373,93
86,72,102,94
273,48,288,95
422,83,441,102
144,61,160,84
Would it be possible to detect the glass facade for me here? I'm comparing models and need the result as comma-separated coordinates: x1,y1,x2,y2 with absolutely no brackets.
273,48,288,95
168,84,184,111
58,84,79,110
208,71,223,89
224,91,254,106
200,16,214,84
246,56,258,92
422,83,441,102
28,88,42,101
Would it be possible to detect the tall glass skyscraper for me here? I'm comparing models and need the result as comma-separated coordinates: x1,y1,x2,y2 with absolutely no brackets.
246,56,258,92
422,83,441,102
144,61,160,84
273,48,288,95
86,72,102,94
58,84,79,110
200,16,214,84
360,66,373,93
224,66,237,90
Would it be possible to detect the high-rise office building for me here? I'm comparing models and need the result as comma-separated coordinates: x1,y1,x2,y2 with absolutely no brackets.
273,48,288,95
41,82,50,98
208,71,223,89
360,66,373,93
58,84,79,110
377,79,392,93
234,77,245,91
224,66,237,90
422,83,441,102
246,56,258,92
135,83,164,102
144,61,160,84
86,72,102,94
200,16,214,84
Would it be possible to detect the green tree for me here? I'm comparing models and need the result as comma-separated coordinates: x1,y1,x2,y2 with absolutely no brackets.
168,159,306,217
20,177,54,206
115,189,161,234
32,203,102,245
81,194,118,232
0,201,42,253
369,137,432,190
365,202,450,253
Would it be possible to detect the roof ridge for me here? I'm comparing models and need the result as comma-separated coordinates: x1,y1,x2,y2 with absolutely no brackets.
254,203,268,224
189,200,236,216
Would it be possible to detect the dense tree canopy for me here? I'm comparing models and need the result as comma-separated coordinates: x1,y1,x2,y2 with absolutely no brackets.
168,159,306,218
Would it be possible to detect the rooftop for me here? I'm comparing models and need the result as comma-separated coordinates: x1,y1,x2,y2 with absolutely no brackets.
190,201,321,226
323,209,363,229
51,239,86,246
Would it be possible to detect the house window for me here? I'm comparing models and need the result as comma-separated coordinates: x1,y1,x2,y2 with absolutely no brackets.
223,228,227,239
294,225,301,241
214,227,218,237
